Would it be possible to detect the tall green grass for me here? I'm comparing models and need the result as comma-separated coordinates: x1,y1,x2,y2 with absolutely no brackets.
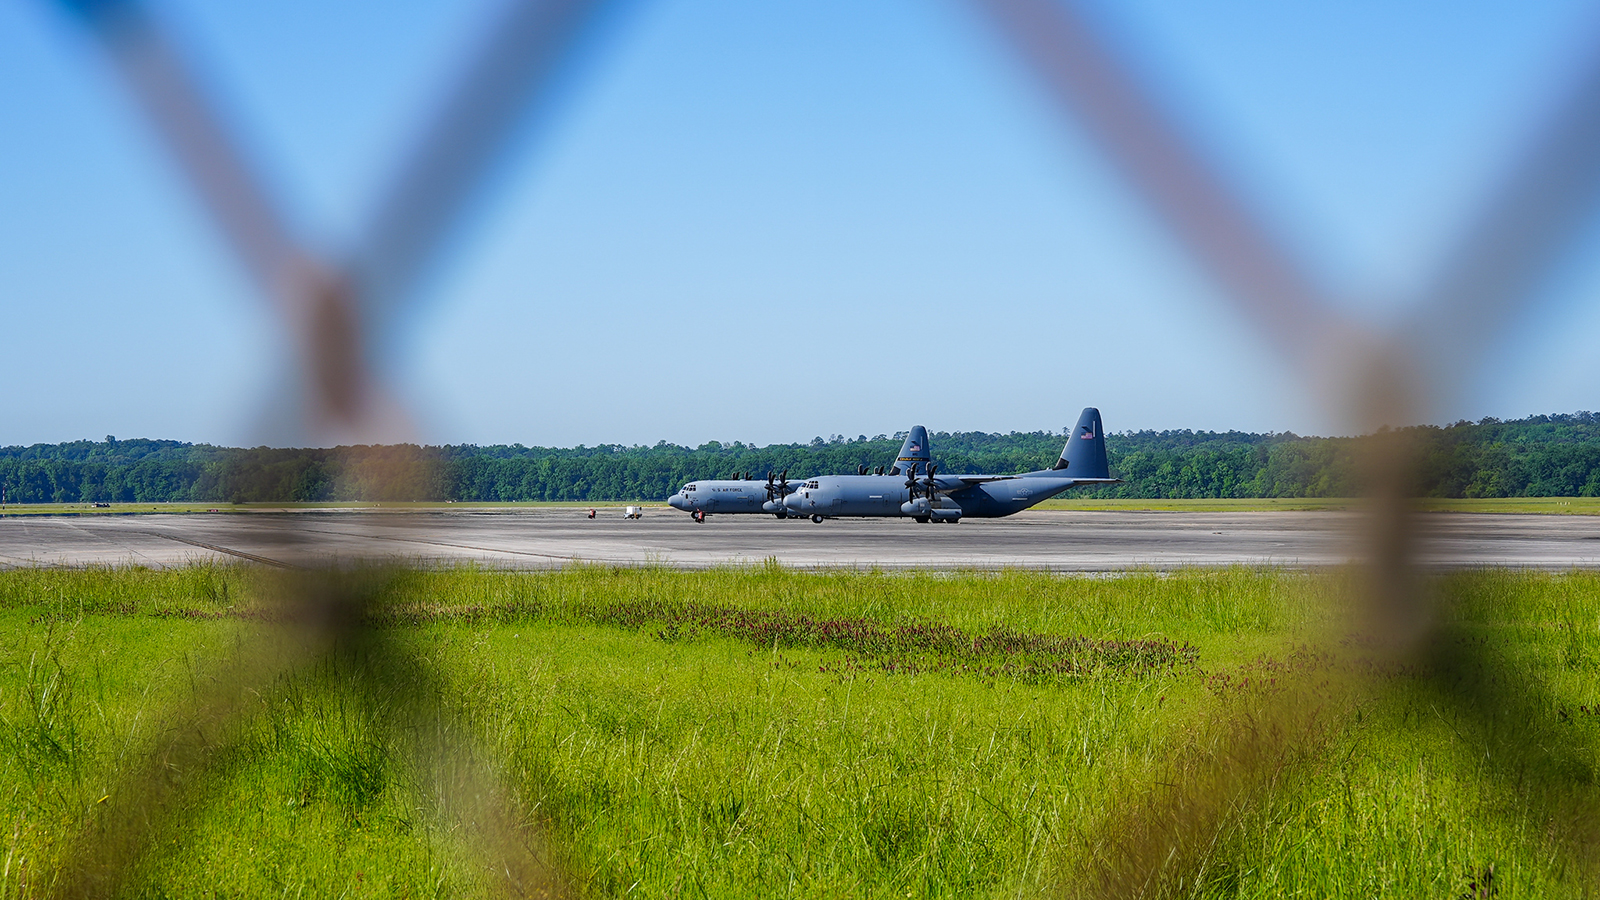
2,564,1599,897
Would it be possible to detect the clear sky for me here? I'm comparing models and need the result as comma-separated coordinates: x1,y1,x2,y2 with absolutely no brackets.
4,0,1598,448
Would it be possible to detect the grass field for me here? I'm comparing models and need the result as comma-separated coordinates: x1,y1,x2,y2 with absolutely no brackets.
5,565,1600,897
6,496,1600,516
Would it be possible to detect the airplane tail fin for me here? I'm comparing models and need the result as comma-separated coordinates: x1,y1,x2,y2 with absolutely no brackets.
889,425,931,476
1053,408,1109,478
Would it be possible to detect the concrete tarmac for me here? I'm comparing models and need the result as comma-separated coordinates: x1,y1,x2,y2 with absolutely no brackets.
3,508,1599,570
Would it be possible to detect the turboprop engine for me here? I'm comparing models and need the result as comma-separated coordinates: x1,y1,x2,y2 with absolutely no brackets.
900,462,961,520
762,470,794,516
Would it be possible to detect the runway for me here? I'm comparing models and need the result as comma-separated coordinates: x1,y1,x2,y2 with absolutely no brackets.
3,508,1599,571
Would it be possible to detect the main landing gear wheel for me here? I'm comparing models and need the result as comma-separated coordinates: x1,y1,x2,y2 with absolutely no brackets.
773,513,787,519
914,516,930,523
811,515,824,524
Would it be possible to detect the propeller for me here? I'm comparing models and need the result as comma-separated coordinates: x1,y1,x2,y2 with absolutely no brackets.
858,465,868,476
904,461,922,499
876,466,884,476
924,463,940,501
766,468,791,502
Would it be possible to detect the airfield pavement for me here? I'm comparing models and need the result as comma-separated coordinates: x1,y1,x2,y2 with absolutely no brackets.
2,508,1599,571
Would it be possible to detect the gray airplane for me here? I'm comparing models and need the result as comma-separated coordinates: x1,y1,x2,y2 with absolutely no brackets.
666,430,931,520
783,408,1120,523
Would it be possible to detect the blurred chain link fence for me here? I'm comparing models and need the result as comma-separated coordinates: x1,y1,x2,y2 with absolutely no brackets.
976,0,1600,894
40,0,1600,895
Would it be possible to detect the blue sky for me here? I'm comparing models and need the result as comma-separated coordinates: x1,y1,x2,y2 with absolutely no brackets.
4,0,1598,448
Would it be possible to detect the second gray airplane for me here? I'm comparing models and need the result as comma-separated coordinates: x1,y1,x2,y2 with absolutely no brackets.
783,407,1119,523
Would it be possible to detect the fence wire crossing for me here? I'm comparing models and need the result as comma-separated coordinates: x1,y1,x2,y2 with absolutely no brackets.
974,0,1600,893
37,0,1600,895
52,0,631,894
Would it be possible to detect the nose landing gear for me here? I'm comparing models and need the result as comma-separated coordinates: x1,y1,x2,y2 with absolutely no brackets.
811,514,824,524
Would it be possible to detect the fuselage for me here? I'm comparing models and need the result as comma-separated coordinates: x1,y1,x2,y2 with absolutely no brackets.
667,480,786,514
782,471,1085,520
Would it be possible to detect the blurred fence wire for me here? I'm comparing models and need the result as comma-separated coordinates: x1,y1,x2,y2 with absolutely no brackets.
50,0,634,894
973,0,1600,894
40,0,1600,895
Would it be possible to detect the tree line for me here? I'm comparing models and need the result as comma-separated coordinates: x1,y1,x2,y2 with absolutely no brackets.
3,413,1598,504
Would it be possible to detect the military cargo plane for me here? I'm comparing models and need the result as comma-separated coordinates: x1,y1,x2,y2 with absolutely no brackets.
783,408,1119,523
666,430,931,520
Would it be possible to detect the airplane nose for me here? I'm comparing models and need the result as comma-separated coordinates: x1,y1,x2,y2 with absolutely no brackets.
668,495,685,510
783,493,804,511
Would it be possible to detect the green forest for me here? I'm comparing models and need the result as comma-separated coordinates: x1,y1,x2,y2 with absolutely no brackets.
3,413,1598,504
